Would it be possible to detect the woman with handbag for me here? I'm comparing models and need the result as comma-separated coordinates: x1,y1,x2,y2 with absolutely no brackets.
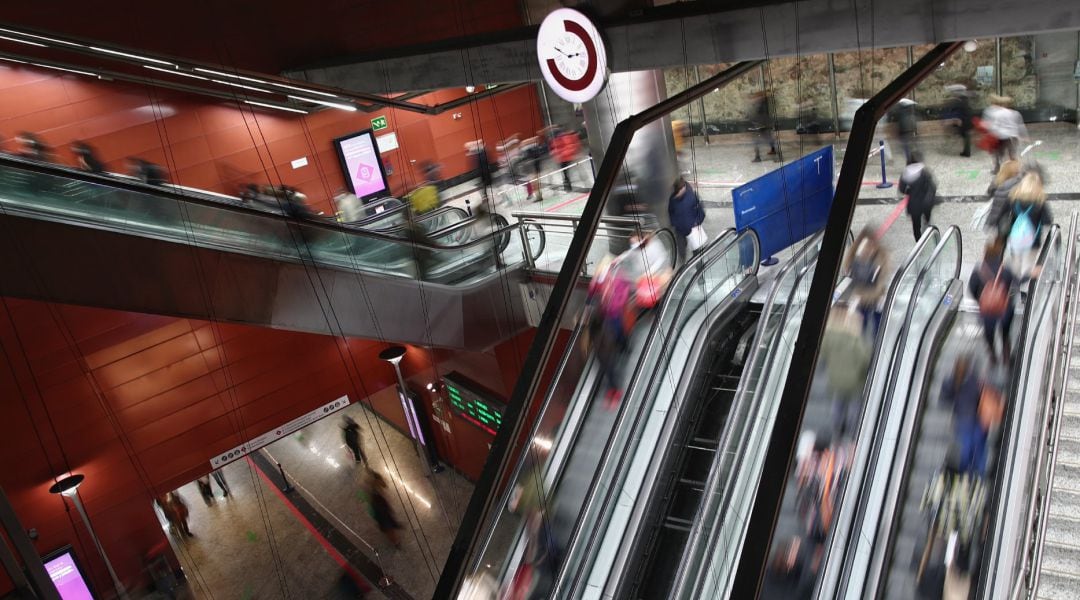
668,176,707,263
968,239,1018,364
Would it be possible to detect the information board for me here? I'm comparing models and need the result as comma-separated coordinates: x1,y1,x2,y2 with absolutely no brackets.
731,145,834,258
443,372,504,435
210,396,351,468
333,130,390,201
44,547,95,600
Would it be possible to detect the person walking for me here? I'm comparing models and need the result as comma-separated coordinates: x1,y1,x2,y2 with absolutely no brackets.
969,238,1018,364
468,140,494,202
939,356,988,475
667,177,706,264
210,468,230,498
889,99,919,164
365,469,403,547
195,477,214,507
946,85,974,157
820,304,872,438
1001,172,1053,279
898,152,938,241
549,129,581,192
984,160,1023,238
750,91,778,163
160,492,193,538
843,228,889,337
981,95,1028,174
71,141,106,174
342,416,367,465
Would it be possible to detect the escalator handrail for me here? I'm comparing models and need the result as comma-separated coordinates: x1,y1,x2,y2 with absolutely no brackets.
838,225,964,598
979,224,1063,598
369,204,468,234
670,229,825,595
554,228,759,596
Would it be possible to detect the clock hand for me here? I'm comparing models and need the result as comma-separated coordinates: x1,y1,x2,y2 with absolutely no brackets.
553,46,571,58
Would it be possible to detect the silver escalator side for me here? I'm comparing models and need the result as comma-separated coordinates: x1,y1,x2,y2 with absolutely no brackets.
980,224,1070,599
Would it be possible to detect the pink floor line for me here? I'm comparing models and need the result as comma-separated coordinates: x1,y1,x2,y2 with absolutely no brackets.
544,192,590,213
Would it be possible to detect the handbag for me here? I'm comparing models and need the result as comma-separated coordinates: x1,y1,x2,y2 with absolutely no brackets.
687,225,708,252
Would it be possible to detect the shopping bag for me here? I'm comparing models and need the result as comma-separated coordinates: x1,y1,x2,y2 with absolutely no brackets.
687,225,708,252
969,200,992,230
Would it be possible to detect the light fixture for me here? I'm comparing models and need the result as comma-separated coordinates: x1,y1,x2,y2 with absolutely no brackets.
267,81,339,98
244,100,308,114
465,85,476,94
49,474,128,598
0,56,28,65
194,67,268,84
286,95,357,112
143,65,208,80
210,79,273,94
963,40,978,53
89,46,174,66
379,345,406,366
32,63,98,78
426,382,436,392
0,28,83,47
0,34,46,48
380,345,434,475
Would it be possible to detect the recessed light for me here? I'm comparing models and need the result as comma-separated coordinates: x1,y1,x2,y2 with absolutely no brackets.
89,46,174,66
244,100,308,114
286,95,356,112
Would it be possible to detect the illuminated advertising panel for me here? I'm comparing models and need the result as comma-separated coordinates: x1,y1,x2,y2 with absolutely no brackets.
333,130,390,201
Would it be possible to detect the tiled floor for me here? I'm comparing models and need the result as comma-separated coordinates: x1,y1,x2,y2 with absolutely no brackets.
163,400,473,599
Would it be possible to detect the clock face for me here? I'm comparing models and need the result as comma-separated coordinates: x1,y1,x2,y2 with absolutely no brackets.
537,8,607,104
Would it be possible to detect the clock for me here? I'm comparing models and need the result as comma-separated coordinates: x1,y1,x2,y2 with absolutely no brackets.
537,8,608,104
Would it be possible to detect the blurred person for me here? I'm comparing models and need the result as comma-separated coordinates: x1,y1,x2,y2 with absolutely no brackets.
549,128,581,192
402,214,438,278
15,132,51,161
342,415,367,465
980,95,1028,174
279,186,316,219
129,158,168,186
969,238,1018,363
820,304,871,438
519,136,545,202
783,434,848,597
195,476,214,507
898,151,938,241
407,178,439,215
842,228,888,337
945,85,974,157
750,91,778,163
918,448,986,600
420,160,442,189
624,230,674,310
586,257,634,408
364,468,403,547
334,188,363,223
210,468,230,497
667,176,706,263
507,454,560,600
1002,172,1053,278
888,99,919,164
164,492,193,537
467,140,494,201
984,160,1023,239
939,356,988,475
71,141,105,174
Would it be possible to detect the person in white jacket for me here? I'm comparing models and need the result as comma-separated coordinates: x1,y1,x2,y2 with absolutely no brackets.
981,95,1028,174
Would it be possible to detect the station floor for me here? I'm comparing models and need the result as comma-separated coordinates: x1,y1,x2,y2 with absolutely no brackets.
162,399,472,599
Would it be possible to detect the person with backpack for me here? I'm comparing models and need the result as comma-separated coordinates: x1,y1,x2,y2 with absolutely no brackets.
969,239,1018,363
843,227,889,337
898,151,938,242
1001,172,1052,278
668,177,706,264
984,160,1022,237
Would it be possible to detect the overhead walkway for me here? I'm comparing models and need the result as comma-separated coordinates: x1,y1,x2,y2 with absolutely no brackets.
0,153,619,349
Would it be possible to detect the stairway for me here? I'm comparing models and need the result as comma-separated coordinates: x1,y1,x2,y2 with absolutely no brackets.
1037,355,1080,599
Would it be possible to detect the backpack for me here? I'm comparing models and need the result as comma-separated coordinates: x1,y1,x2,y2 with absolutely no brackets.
978,263,1009,319
1007,204,1038,252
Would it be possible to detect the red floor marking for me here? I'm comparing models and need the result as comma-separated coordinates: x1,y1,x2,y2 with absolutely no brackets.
247,457,373,593
544,192,590,213
875,196,909,239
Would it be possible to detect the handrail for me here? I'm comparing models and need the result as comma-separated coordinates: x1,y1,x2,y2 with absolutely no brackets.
979,224,1062,597
434,59,764,599
1027,214,1080,599
729,41,963,598
557,228,759,596
857,225,963,597
670,228,825,597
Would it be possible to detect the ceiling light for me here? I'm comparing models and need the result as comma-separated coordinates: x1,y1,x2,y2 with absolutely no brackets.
0,28,83,47
465,85,476,94
963,40,978,53
89,46,174,66
194,67,267,85
211,79,273,94
0,35,45,48
143,65,208,80
267,81,339,98
287,95,356,112
32,63,97,77
244,100,308,114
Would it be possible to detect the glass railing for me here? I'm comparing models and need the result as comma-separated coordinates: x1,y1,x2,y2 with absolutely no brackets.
462,229,736,592
979,225,1065,598
0,154,540,284
558,229,759,597
826,226,962,598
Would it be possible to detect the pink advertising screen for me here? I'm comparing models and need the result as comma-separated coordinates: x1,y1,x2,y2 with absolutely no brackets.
333,130,389,201
44,548,95,600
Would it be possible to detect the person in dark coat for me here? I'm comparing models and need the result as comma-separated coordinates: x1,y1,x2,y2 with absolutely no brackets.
342,416,367,465
667,177,705,263
750,91,778,163
889,100,919,163
939,355,987,475
985,160,1022,239
15,132,51,161
969,238,1018,363
129,158,168,186
71,141,106,174
946,86,974,157
364,469,402,547
898,152,937,241
469,141,494,202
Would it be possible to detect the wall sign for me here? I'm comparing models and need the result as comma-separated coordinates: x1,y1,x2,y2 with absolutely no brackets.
371,115,388,131
210,396,351,468
443,372,504,436
537,8,608,104
44,547,95,600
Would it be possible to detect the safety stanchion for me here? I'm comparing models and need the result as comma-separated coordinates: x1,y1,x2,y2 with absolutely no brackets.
875,140,893,189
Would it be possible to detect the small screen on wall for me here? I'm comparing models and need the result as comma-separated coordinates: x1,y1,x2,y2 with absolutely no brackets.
333,130,390,201
443,372,505,435
44,548,96,600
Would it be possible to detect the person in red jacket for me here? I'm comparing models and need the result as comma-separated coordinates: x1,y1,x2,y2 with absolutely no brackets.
550,129,581,192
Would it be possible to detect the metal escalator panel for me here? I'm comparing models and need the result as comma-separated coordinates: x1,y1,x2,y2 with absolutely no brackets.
460,229,758,597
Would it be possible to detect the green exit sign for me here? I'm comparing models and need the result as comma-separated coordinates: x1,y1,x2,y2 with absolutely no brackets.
371,116,388,131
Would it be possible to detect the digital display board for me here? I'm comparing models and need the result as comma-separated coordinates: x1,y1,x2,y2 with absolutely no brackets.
333,129,390,201
443,372,504,435
44,548,95,600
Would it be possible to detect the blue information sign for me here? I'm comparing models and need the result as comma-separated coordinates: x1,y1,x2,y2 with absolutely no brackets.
732,146,835,259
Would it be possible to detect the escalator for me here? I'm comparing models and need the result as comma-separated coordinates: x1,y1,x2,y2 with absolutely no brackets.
0,153,543,349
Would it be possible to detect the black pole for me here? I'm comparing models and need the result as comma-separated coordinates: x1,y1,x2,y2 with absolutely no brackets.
277,462,293,493
433,59,762,600
728,42,963,599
